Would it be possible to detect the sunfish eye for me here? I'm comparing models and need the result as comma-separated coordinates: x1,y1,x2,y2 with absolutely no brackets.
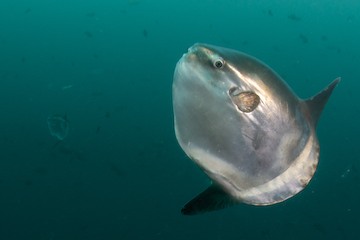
213,58,224,69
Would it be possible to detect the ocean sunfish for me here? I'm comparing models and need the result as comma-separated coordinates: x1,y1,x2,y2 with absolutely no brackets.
172,43,340,215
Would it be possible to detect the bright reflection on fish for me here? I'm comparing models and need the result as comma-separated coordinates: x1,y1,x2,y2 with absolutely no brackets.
172,43,340,215
47,114,69,141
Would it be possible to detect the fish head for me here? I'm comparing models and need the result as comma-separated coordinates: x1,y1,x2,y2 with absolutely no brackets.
174,43,300,125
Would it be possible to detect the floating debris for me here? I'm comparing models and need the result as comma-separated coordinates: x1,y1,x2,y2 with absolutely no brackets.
288,14,301,21
95,125,101,134
47,114,69,141
61,85,73,90
142,29,148,38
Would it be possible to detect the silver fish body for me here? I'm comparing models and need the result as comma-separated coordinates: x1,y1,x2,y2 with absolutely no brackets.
172,43,340,215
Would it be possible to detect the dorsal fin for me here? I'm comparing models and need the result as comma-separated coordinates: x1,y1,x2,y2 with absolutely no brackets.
304,77,340,126
181,184,238,215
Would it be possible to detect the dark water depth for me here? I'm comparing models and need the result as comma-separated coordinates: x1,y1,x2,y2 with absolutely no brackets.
0,0,359,239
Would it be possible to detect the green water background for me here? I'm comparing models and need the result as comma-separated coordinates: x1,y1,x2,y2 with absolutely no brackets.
0,0,358,239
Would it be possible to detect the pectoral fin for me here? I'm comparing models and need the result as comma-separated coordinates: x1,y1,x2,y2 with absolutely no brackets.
181,184,238,215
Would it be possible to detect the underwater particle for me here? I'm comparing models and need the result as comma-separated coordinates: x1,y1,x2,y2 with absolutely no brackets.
108,161,123,177
327,46,342,54
312,223,326,236
95,125,101,134
47,114,69,141
84,31,93,38
341,164,357,178
24,7,32,14
142,29,148,37
299,34,308,44
61,85,73,90
288,14,301,21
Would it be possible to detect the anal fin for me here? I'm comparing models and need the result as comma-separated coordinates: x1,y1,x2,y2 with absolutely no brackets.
181,184,238,215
